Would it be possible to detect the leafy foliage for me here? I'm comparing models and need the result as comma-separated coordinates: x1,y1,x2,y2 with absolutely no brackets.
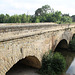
35,18,40,23
61,16,72,24
40,51,66,75
51,52,66,74
0,5,73,23
35,5,51,16
71,15,75,22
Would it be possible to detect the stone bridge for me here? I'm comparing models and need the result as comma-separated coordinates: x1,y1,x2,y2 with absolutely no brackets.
0,23,75,75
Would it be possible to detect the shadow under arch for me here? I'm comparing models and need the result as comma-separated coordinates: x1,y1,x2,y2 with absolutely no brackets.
20,56,41,68
6,56,41,75
72,34,75,39
55,39,69,52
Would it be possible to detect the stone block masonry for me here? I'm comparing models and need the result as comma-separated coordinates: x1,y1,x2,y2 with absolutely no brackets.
0,23,75,75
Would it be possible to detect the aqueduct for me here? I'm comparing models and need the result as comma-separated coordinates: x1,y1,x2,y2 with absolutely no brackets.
0,23,75,75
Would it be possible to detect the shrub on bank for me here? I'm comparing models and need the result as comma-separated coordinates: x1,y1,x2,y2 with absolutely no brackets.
40,51,66,75
51,52,66,75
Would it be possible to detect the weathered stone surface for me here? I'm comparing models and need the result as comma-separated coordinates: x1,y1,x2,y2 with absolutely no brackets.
0,23,75,75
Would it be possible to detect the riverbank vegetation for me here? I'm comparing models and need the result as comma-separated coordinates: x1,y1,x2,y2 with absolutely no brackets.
0,5,73,24
39,51,66,75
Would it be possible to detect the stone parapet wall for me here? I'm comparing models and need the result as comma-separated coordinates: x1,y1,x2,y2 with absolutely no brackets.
0,23,75,42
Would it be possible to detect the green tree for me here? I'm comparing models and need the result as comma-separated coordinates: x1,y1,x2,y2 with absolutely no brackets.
0,5,73,23
54,11,62,21
26,15,31,23
71,15,75,22
0,14,5,23
42,5,51,14
61,16,72,24
62,14,70,16
16,15,21,23
21,14,27,23
30,15,36,23
35,5,51,16
5,14,10,23
8,15,21,23
35,8,43,16
9,16,15,23
35,18,40,23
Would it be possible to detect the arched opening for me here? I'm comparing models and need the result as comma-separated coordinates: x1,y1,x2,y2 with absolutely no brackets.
6,56,41,75
72,34,75,39
55,39,68,51
20,56,41,68
55,39,75,72
66,34,75,75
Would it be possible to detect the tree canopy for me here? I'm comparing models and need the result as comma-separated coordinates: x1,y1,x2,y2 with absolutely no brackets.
71,15,75,22
35,5,54,16
0,5,73,24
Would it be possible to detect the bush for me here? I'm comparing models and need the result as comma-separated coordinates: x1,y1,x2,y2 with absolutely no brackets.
40,51,66,75
51,52,66,74
39,51,53,74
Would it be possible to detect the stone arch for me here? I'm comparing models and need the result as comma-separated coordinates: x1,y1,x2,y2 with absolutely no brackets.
55,39,68,51
6,56,41,75
20,56,41,68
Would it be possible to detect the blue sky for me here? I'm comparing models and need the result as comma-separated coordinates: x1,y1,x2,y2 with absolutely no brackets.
0,0,75,16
